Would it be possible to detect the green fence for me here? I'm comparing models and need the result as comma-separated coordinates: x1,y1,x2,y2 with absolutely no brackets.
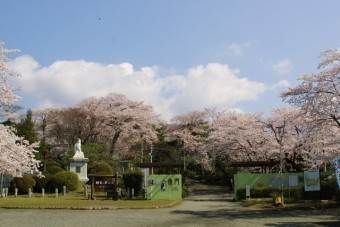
146,174,182,200
234,171,334,200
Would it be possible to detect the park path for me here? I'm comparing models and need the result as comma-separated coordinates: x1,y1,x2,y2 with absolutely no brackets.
0,179,340,226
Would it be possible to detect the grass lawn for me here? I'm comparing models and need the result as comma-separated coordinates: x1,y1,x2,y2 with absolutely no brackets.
0,193,181,209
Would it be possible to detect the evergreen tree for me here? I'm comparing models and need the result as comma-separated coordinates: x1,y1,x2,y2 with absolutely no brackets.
15,109,39,144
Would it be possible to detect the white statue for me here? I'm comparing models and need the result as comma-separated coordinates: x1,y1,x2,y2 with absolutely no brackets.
73,138,84,158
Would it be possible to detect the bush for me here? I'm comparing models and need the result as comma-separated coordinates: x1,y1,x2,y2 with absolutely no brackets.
300,179,338,200
33,173,53,192
89,161,113,174
46,165,65,175
236,187,301,200
122,170,144,197
335,188,340,203
10,175,36,194
320,179,338,200
50,171,80,191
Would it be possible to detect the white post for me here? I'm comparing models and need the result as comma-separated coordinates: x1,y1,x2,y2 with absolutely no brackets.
55,188,58,197
42,188,45,198
15,188,18,197
28,188,32,197
63,186,66,196
84,185,88,197
246,185,250,198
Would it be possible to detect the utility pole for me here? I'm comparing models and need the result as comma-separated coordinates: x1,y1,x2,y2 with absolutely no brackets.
276,126,284,205
149,145,153,175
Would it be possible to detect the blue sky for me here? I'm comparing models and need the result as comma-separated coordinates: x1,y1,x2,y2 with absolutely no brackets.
1,0,339,120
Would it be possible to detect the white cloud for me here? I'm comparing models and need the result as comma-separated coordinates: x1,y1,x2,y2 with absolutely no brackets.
10,56,267,121
172,63,266,114
272,59,293,75
227,41,256,57
210,41,256,57
272,80,290,90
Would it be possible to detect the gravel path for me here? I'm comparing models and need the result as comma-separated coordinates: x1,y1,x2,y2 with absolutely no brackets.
1,179,340,227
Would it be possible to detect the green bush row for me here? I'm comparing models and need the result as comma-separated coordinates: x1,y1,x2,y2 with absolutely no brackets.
9,161,114,195
10,171,80,194
236,188,300,199
236,179,340,201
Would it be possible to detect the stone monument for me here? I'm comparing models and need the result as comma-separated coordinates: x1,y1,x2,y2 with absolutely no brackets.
69,138,89,183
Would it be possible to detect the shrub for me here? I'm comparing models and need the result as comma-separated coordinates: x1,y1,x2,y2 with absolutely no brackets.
10,175,36,194
33,173,52,192
89,161,113,174
50,171,80,191
335,188,340,203
320,179,338,200
46,165,65,175
122,170,144,197
300,179,338,200
236,187,300,200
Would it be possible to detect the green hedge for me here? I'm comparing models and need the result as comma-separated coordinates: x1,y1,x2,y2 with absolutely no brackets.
89,161,113,174
33,173,53,192
49,171,80,191
46,165,65,175
10,176,36,194
236,179,339,200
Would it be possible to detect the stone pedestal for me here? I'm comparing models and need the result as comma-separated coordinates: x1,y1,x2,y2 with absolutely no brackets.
70,158,89,183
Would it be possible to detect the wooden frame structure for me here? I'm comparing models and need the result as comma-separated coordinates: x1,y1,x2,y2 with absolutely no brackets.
88,173,120,200
229,161,279,173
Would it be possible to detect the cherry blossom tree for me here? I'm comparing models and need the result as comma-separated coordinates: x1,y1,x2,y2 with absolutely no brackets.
262,107,312,171
208,111,269,164
165,109,214,170
0,41,41,177
0,124,41,176
83,93,161,158
281,49,340,128
37,93,162,160
281,49,340,169
43,107,98,145
196,107,336,172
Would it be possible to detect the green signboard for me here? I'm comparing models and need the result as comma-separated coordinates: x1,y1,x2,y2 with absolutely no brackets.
147,174,182,200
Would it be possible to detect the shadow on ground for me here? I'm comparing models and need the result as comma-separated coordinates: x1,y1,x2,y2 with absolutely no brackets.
172,179,340,225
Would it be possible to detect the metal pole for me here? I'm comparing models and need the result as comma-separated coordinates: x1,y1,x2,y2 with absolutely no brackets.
149,146,153,175
276,126,284,205
0,172,3,198
183,150,186,172
279,140,284,205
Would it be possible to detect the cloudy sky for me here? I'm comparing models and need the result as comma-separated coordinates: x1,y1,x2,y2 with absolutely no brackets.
1,1,339,121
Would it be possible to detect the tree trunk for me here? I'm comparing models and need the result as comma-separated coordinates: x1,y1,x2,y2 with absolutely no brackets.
110,131,121,154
